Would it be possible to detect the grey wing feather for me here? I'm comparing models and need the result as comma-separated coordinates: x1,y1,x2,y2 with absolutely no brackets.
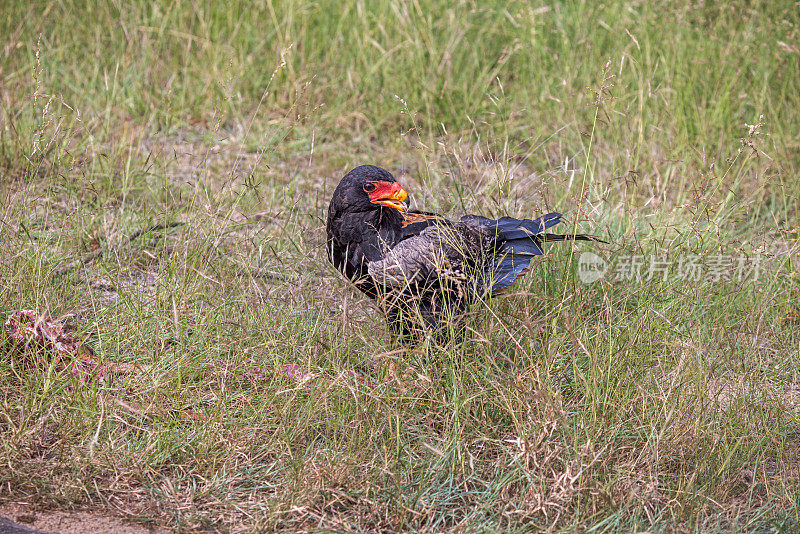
367,226,451,290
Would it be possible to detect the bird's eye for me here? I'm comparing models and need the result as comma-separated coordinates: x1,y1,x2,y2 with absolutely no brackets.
363,183,376,193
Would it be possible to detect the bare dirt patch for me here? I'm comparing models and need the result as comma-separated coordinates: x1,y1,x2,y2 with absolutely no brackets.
0,503,169,534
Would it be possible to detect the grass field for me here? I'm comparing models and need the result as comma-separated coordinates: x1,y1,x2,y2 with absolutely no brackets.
1,0,799,531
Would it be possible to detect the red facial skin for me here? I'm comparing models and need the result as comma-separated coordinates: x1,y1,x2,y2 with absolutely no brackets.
365,180,408,211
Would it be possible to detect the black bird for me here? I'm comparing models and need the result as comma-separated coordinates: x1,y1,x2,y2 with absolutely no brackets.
326,165,604,340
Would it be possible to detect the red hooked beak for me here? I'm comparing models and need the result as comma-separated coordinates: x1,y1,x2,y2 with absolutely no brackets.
367,181,408,212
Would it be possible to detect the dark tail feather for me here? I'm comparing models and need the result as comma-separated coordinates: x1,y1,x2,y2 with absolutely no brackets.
541,233,607,243
471,212,605,294
488,237,543,293
477,213,560,293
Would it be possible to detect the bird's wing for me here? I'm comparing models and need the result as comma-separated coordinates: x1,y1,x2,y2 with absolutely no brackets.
368,211,605,295
454,213,559,293
462,212,605,294
367,224,473,291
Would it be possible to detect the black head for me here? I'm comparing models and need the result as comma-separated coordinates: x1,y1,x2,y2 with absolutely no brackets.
326,165,410,276
328,165,408,217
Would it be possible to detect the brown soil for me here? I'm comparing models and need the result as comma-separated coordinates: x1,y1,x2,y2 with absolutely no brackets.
0,504,170,534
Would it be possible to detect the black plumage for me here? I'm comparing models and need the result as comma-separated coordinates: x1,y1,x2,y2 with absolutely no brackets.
326,165,604,340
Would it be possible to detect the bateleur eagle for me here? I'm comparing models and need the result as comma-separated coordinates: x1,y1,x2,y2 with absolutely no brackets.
326,165,604,340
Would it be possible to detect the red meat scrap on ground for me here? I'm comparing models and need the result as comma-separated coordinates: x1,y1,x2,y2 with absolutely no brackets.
4,310,142,377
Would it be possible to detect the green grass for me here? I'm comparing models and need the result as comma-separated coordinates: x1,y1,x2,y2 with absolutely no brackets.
1,0,799,531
